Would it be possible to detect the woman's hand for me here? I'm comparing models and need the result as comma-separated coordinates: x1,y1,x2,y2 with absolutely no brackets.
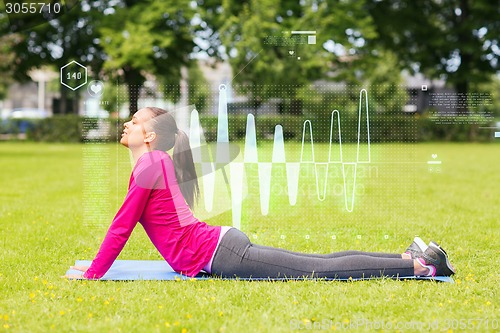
63,265,90,279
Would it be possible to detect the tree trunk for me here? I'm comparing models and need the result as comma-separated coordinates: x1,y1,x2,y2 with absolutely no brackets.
59,85,67,114
127,83,139,117
455,80,469,115
455,0,471,117
124,67,144,117
73,90,80,115
290,98,303,115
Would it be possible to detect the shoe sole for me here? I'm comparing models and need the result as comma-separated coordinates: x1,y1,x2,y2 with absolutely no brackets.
429,242,456,275
414,236,428,252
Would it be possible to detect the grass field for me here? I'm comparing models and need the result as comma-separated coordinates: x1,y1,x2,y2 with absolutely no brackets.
0,142,499,332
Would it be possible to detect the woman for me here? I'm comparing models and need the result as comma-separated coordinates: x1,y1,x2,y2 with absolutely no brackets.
67,107,455,280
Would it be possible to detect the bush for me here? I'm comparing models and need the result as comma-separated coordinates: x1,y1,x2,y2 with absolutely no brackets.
27,115,89,142
18,114,498,143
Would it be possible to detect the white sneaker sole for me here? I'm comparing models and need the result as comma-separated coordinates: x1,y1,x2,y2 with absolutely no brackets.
413,236,428,252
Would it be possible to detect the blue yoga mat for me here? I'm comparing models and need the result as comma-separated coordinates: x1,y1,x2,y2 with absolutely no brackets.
66,260,454,283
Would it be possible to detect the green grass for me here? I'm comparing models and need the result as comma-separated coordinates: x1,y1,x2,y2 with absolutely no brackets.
1,142,499,332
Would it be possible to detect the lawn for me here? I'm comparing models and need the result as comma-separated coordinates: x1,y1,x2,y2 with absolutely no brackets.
0,141,499,332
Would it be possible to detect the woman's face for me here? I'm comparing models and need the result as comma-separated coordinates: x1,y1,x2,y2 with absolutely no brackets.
120,108,153,148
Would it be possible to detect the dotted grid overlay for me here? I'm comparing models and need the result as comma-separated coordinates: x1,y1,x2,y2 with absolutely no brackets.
82,117,111,230
108,83,419,246
113,84,137,218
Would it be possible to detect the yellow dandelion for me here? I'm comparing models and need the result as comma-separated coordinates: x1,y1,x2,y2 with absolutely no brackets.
34,276,38,281
3,314,8,321
103,300,109,305
29,293,35,299
486,301,491,306
181,328,187,333
174,321,180,326
186,314,192,319
3,323,9,329
59,310,65,316
77,298,83,302
88,313,93,318
342,319,349,324
164,322,171,327
218,312,223,317
158,305,163,309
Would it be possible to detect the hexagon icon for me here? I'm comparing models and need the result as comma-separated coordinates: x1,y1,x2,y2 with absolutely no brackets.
60,60,87,91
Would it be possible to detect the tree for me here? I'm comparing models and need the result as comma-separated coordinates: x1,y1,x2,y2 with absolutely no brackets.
0,0,107,114
187,63,210,113
367,0,500,113
1,1,199,117
99,0,195,116
214,0,391,114
0,34,21,100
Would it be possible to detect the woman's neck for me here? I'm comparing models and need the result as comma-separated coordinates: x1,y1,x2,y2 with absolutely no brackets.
131,146,152,165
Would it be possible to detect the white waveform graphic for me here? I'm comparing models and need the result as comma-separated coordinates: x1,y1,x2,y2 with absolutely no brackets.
188,85,370,228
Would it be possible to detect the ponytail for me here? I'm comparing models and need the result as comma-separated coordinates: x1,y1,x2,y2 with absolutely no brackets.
173,129,199,210
145,107,199,210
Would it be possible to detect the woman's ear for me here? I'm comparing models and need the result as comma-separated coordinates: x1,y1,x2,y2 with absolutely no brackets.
144,131,156,143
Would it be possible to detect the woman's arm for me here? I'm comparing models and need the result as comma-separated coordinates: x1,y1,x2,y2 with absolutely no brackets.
82,176,152,280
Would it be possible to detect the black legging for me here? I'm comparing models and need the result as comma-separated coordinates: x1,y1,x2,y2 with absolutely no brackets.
211,228,414,279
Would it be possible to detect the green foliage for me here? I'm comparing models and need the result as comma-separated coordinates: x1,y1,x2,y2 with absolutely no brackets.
99,0,196,115
188,64,211,113
0,34,22,100
216,0,410,114
1,1,198,116
101,83,127,114
470,75,500,117
364,52,409,113
367,0,500,99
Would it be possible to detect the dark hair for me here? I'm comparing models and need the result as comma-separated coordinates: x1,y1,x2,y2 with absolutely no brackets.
145,107,199,210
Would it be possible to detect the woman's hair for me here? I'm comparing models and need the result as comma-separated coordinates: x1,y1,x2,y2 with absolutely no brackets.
145,107,199,210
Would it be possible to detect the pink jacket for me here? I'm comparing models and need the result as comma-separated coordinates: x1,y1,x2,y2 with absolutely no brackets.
84,150,221,279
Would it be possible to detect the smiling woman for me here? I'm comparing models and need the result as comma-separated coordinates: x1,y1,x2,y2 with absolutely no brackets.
65,107,456,281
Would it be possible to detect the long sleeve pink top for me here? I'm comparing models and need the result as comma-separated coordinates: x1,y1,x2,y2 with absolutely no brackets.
83,149,221,279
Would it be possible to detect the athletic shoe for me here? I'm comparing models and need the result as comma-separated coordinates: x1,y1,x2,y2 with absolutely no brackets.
417,242,456,277
405,236,428,259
